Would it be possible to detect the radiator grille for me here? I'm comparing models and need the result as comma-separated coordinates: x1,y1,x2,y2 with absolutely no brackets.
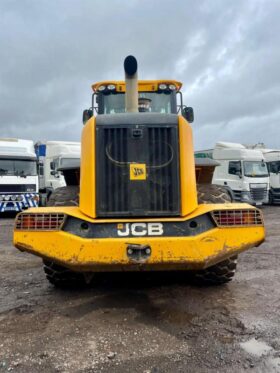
15,213,65,230
250,187,267,201
96,120,180,217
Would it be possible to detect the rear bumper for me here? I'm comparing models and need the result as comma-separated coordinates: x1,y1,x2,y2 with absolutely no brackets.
13,204,265,272
0,193,39,212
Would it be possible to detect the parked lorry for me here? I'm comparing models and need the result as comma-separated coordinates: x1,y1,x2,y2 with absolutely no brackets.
260,149,280,204
35,141,80,199
0,138,39,212
196,142,269,205
14,56,265,287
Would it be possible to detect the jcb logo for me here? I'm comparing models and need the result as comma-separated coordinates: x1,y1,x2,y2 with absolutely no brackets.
130,163,146,180
117,223,163,236
133,168,144,176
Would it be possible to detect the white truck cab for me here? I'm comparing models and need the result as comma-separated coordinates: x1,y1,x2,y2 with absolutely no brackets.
260,149,280,204
195,142,270,205
0,138,39,212
212,142,269,205
36,141,80,195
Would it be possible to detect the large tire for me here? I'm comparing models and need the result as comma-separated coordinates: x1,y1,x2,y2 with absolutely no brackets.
43,260,86,288
193,256,238,286
195,184,236,285
197,184,232,204
47,186,79,206
44,186,82,287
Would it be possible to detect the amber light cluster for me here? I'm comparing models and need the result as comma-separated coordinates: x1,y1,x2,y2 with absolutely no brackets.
211,209,263,227
15,213,66,231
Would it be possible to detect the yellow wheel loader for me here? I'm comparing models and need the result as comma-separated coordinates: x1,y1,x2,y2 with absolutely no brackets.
13,56,265,287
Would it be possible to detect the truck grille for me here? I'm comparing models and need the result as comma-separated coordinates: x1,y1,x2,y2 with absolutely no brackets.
250,187,267,201
0,184,36,193
96,114,180,217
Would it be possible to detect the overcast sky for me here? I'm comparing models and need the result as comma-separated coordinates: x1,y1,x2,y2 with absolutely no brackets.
0,0,279,150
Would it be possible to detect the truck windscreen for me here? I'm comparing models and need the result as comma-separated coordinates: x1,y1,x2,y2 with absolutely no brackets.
244,161,268,178
268,161,280,174
60,158,80,168
99,92,176,114
0,159,37,176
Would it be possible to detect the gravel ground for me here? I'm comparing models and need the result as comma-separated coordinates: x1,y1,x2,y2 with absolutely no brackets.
0,207,279,373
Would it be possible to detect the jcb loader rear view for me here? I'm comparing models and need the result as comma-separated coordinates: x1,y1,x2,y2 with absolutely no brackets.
13,56,265,287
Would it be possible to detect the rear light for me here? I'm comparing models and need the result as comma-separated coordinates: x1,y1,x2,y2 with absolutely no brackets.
211,209,263,227
15,213,66,231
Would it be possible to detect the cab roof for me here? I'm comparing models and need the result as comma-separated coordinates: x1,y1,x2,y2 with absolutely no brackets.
92,80,182,92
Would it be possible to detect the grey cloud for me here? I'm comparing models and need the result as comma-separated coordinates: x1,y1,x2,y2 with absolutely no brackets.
0,0,279,151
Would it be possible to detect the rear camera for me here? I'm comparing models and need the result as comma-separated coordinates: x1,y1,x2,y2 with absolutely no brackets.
81,222,89,231
189,220,198,229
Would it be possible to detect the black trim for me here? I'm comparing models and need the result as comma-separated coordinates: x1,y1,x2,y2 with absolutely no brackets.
62,214,215,239
0,184,36,193
0,156,37,161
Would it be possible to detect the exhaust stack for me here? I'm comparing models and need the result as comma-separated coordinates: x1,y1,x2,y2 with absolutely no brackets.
124,55,138,113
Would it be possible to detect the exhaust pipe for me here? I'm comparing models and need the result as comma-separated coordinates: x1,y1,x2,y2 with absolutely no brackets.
124,55,138,113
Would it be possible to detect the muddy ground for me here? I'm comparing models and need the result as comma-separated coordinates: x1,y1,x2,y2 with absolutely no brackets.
0,207,279,373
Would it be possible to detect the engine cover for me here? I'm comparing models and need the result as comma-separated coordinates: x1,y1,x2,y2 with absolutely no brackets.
96,113,180,217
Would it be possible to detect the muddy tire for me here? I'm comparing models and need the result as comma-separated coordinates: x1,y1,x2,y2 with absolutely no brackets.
193,256,238,286
195,184,236,285
47,186,79,207
44,186,81,287
197,184,232,204
43,260,86,288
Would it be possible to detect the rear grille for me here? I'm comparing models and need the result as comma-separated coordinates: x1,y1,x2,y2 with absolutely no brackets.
15,213,65,230
96,115,180,217
211,209,263,227
250,187,267,201
0,184,36,193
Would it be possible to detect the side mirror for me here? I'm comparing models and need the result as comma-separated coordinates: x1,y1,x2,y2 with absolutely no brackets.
50,170,56,176
83,109,93,125
50,161,55,170
237,171,242,178
182,107,194,123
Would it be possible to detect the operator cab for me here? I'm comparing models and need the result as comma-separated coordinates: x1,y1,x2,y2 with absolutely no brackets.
83,80,194,123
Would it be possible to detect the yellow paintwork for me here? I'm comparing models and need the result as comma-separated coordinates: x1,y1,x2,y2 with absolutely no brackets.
14,203,265,272
92,80,182,93
179,116,198,215
79,116,96,218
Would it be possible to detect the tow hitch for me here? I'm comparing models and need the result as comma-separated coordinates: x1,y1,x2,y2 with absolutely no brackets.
126,244,151,262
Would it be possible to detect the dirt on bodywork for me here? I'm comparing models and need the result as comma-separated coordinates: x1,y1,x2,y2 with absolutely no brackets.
0,207,279,373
